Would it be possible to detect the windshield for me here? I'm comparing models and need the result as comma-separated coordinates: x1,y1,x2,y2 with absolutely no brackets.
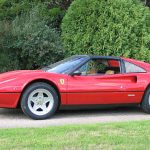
42,55,88,74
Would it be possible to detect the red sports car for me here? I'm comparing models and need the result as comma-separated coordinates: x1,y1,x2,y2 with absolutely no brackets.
0,55,150,119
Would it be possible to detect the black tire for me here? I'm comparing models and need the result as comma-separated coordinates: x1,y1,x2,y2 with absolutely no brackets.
21,82,59,120
141,87,150,114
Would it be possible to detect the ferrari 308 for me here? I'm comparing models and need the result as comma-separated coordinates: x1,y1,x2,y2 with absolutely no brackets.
0,55,150,119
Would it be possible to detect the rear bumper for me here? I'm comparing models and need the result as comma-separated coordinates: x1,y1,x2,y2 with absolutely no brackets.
0,93,21,108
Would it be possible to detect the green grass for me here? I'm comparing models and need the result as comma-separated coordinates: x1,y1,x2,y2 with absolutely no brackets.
0,121,150,150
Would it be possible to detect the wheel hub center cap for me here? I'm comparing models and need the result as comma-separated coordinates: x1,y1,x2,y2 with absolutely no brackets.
37,99,44,105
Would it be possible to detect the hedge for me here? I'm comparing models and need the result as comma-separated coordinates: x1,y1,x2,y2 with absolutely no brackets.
61,0,150,62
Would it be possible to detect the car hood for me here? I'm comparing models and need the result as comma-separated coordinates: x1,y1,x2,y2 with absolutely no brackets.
0,70,44,81
0,70,67,93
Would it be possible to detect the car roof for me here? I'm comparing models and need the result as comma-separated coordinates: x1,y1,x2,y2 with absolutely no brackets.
77,55,121,60
90,55,120,60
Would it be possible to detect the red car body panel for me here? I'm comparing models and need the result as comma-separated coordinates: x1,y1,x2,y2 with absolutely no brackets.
67,74,146,104
0,70,68,107
0,93,21,108
66,92,143,105
0,57,150,108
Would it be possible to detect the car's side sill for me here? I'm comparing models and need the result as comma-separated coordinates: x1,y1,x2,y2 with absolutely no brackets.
60,103,140,110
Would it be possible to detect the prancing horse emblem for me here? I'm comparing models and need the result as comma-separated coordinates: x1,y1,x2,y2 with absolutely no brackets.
60,79,65,85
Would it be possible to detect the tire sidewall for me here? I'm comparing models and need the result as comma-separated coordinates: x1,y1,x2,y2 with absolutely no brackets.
141,88,150,113
21,82,59,120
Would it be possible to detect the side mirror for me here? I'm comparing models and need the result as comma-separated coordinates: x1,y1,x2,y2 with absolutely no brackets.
70,71,81,76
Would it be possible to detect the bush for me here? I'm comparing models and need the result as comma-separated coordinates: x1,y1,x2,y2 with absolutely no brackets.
0,20,19,72
0,0,73,29
45,0,73,30
61,0,150,62
0,0,36,20
0,0,74,72
6,7,64,70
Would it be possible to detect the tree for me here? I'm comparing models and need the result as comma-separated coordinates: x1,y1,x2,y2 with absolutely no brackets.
61,0,150,62
0,0,74,72
1,6,64,71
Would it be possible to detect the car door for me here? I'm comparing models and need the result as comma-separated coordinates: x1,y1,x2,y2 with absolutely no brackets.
67,58,144,105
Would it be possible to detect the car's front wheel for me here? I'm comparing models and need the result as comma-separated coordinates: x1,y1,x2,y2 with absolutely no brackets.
21,82,59,120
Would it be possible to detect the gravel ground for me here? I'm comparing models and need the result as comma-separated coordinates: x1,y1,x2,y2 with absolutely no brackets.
0,106,150,128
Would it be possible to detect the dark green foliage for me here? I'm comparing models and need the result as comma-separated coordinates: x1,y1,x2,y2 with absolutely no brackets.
7,7,64,70
0,20,18,72
43,0,73,30
62,0,150,62
0,0,73,72
0,0,73,29
0,0,36,20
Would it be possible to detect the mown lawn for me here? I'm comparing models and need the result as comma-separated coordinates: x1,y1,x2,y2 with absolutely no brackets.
0,121,150,150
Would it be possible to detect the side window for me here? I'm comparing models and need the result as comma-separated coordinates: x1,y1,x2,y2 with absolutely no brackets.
124,61,146,73
75,59,121,75
86,60,108,75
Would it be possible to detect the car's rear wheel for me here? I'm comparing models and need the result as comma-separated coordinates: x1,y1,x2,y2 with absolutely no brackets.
141,87,150,114
21,82,59,120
